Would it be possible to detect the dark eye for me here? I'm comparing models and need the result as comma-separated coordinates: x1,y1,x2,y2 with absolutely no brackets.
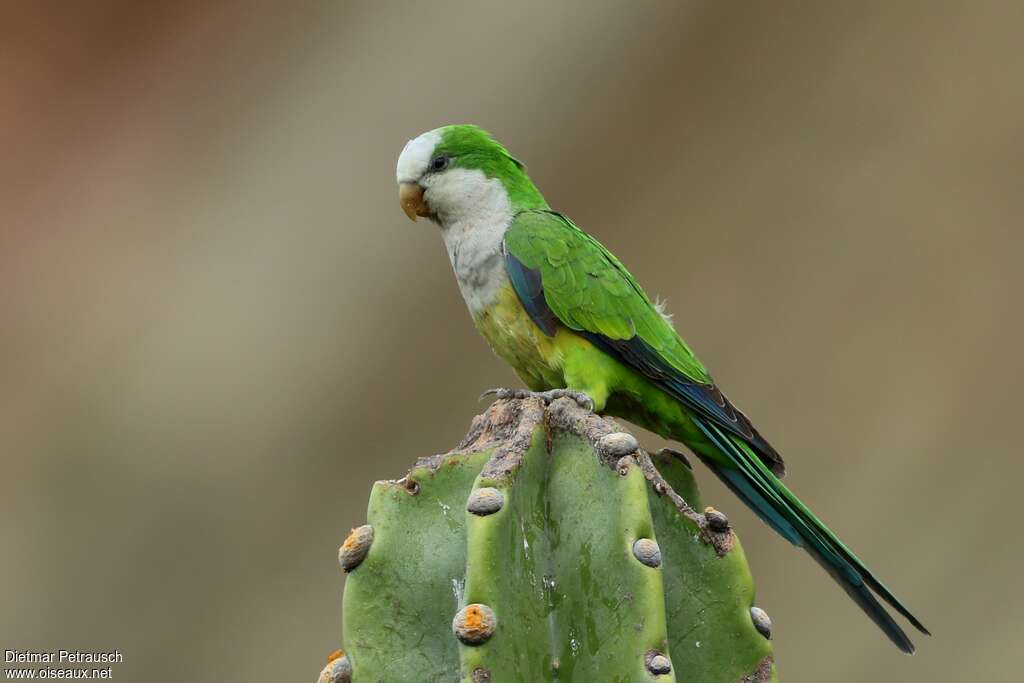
429,154,450,172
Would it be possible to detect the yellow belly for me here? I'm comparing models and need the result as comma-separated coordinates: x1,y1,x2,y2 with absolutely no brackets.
472,283,567,390
471,283,692,437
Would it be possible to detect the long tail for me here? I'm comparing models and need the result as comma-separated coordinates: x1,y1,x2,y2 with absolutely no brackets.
690,416,930,654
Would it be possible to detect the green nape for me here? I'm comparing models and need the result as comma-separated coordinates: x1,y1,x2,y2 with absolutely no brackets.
434,124,549,210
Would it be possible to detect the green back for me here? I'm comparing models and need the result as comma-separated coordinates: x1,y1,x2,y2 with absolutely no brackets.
504,210,711,384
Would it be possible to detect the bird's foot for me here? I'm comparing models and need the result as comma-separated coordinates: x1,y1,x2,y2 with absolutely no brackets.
480,387,595,412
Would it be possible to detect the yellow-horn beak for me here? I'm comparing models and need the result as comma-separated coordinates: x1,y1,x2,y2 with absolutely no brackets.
399,182,430,222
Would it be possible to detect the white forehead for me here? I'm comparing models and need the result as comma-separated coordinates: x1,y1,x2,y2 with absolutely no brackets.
396,129,442,183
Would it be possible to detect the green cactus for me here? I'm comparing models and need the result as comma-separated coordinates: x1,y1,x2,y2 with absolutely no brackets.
326,397,776,683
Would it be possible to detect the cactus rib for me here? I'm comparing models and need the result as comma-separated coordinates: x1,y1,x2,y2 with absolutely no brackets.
334,397,777,682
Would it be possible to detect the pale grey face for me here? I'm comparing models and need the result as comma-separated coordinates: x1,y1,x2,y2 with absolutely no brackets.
396,129,442,185
395,128,510,227
394,128,516,316
396,129,443,221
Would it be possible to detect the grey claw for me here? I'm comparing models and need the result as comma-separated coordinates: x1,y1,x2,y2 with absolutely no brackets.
479,387,594,411
573,392,595,411
480,388,513,402
562,390,594,411
537,388,594,411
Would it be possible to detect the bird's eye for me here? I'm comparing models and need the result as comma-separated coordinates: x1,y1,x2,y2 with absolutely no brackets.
429,154,450,172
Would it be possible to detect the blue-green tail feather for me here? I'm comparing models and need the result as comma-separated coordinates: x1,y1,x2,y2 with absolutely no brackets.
691,416,929,654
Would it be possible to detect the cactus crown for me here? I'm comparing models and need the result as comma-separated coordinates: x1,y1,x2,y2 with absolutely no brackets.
327,397,776,682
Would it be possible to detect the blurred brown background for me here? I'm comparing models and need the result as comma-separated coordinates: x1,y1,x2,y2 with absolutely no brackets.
1,2,1020,681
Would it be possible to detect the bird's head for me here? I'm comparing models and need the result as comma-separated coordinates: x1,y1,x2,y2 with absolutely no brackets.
396,124,547,225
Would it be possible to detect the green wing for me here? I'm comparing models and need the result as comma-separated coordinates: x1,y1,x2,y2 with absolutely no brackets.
503,209,784,475
505,209,709,380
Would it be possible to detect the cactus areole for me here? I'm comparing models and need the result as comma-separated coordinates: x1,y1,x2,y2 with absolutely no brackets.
332,397,776,682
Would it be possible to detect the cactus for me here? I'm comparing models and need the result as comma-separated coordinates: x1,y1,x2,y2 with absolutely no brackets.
325,397,777,682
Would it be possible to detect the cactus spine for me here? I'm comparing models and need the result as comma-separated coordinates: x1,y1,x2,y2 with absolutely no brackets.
329,397,776,682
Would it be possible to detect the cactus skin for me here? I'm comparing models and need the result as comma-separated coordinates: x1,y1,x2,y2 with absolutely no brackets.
338,397,776,682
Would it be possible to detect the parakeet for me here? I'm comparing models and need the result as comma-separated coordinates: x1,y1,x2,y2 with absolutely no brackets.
395,124,928,653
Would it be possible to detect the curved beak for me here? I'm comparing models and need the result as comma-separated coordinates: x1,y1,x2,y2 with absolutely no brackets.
399,182,430,222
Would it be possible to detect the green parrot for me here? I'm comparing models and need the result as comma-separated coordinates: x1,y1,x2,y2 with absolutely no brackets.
395,124,928,653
